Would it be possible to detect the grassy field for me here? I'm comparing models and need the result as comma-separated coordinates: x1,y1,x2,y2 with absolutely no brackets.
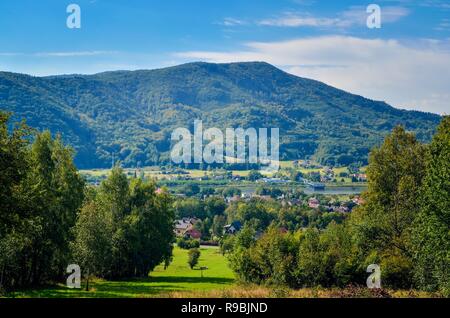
8,246,235,298
80,168,271,180
80,163,365,180
5,246,440,298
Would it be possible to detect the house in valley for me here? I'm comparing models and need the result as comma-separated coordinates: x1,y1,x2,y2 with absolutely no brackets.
308,197,320,209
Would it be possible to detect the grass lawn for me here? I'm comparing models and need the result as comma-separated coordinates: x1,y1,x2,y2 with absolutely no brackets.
7,246,235,298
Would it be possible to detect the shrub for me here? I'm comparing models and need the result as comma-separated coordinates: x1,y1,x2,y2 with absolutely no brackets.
188,248,201,269
177,237,200,249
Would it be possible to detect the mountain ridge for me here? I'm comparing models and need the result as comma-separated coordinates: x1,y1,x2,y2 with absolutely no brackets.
0,61,441,168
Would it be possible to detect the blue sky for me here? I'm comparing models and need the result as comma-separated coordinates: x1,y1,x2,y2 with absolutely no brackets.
0,0,449,114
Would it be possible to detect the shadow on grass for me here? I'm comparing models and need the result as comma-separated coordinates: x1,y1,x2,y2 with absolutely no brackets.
147,276,234,285
8,283,180,298
8,276,234,298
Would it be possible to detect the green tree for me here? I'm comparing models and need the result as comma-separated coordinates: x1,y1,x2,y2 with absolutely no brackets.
194,218,212,240
0,113,31,232
220,235,235,255
21,131,85,284
0,118,84,289
99,166,130,223
0,113,33,290
71,199,113,278
188,248,201,269
297,228,330,287
212,215,227,238
413,116,450,296
247,170,263,181
204,197,227,218
231,199,277,231
351,126,426,288
73,168,175,279
221,187,242,198
250,225,299,287
182,183,200,197
173,197,205,219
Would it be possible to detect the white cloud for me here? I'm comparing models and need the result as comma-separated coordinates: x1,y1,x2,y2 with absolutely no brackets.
255,6,409,29
174,36,450,114
341,6,410,26
221,18,247,26
258,14,338,27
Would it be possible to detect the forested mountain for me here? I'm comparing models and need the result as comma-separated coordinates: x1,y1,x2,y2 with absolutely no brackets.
0,62,441,168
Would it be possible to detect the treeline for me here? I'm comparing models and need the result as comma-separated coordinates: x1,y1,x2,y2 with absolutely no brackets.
226,118,449,296
0,112,174,291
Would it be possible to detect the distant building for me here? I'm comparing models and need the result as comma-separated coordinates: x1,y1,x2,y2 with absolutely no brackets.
351,174,367,182
224,221,242,235
308,197,320,209
174,218,200,237
185,228,202,240
252,194,272,201
336,206,350,213
226,195,241,204
320,175,333,183
241,192,251,199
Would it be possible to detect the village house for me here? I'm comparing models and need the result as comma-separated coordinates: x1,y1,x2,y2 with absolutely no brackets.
252,194,272,201
351,173,367,182
184,228,202,240
174,218,200,237
226,195,241,204
320,175,333,183
224,221,242,235
308,197,320,209
335,205,350,213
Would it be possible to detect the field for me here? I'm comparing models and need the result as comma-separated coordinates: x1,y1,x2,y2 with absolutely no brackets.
80,162,367,184
5,246,440,299
80,168,260,180
8,246,235,298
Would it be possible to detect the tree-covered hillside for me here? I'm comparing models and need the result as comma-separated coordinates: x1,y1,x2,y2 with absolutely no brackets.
0,62,441,168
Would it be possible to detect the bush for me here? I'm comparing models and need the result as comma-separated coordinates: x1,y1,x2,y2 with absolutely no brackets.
188,248,201,269
229,224,299,287
177,237,200,249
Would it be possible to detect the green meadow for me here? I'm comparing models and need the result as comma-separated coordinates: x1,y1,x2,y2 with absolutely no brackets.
8,246,235,298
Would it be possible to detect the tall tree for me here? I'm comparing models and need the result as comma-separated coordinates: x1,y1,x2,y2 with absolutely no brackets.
72,168,175,279
413,116,450,296
23,131,85,284
351,126,426,288
0,115,84,289
0,112,33,290
71,199,113,278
